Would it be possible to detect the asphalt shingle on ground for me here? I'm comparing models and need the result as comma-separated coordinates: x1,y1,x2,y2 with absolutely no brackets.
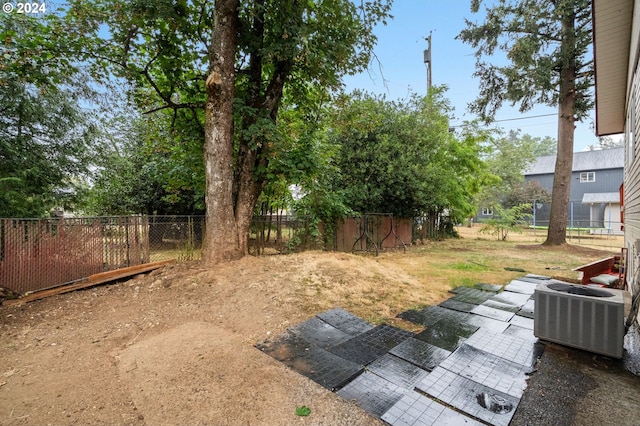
328,324,414,365
397,305,469,327
438,298,476,313
489,290,531,307
255,331,363,390
465,328,544,369
316,307,375,336
414,317,478,352
474,283,503,292
416,366,520,426
389,338,451,371
503,324,537,342
450,287,496,304
288,316,352,349
508,315,534,330
471,304,516,322
366,353,429,389
336,371,409,417
481,298,521,313
503,279,539,295
516,299,536,319
382,390,484,426
439,343,530,398
259,279,551,425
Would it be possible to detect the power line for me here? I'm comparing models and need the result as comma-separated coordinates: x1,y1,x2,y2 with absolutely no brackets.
450,113,557,129
493,113,556,123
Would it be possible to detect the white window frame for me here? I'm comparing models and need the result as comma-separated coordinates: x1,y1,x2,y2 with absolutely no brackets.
481,207,493,216
579,171,596,183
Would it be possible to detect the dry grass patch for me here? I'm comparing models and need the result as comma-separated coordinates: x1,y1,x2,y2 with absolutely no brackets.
256,231,618,331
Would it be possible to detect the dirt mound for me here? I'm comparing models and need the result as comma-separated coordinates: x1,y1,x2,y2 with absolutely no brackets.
0,251,438,426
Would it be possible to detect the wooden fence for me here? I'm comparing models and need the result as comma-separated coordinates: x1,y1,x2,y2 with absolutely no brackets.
0,214,420,295
333,215,412,254
0,216,149,294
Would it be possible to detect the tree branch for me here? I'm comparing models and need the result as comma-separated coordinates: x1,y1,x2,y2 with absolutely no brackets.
142,102,205,115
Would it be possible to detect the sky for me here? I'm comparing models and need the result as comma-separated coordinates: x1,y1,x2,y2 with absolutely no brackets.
342,0,604,152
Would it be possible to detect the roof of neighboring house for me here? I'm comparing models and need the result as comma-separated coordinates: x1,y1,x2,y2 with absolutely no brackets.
592,0,634,136
524,148,624,175
582,192,620,204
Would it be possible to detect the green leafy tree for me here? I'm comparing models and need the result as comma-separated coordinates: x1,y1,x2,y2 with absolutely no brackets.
327,89,486,230
477,130,551,210
67,0,391,263
506,180,551,210
532,136,557,157
85,109,205,215
0,13,95,217
586,136,624,151
458,0,593,245
480,203,532,240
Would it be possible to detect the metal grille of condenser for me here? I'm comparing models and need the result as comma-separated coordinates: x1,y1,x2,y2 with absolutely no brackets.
534,282,625,358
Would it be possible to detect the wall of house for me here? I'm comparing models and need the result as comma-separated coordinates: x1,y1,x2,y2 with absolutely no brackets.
525,169,623,225
624,2,640,318
625,32,640,298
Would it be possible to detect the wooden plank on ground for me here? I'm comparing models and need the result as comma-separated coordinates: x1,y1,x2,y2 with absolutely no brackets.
3,260,174,306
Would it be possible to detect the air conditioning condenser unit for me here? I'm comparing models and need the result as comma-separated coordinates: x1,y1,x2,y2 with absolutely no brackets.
534,282,625,358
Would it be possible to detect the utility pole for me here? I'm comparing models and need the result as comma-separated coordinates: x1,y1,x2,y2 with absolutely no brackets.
423,33,432,93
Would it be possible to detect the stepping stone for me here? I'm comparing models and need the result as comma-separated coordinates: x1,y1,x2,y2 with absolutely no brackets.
515,299,536,319
451,287,496,305
337,371,409,417
439,299,476,313
502,324,538,342
508,315,534,330
256,332,362,390
504,280,539,295
490,291,531,307
367,353,430,389
382,390,484,426
471,304,516,322
289,317,352,349
466,314,510,334
397,305,471,327
475,283,503,292
481,299,521,313
416,367,520,426
317,307,375,336
524,274,551,280
328,324,414,366
465,329,544,368
389,338,451,371
396,306,438,326
439,344,530,398
415,318,479,352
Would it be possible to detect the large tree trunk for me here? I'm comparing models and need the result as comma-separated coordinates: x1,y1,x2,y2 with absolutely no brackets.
203,0,242,264
544,5,576,246
202,0,298,263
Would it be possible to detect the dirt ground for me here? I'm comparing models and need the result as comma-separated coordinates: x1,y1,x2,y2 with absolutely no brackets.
0,231,636,425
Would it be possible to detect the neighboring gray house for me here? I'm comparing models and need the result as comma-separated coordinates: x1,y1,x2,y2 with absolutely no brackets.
523,148,624,233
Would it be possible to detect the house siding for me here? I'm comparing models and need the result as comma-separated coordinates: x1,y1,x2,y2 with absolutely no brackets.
525,164,623,225
625,54,640,293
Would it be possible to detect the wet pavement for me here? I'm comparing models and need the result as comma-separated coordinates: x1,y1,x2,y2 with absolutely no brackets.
256,275,553,425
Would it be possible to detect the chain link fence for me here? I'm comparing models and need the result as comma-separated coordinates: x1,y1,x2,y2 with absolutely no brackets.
2,213,626,296
460,220,624,250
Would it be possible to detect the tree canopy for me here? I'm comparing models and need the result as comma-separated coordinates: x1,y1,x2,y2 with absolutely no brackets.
63,0,392,263
0,13,96,217
458,0,593,245
327,89,487,223
458,0,593,120
476,130,551,212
